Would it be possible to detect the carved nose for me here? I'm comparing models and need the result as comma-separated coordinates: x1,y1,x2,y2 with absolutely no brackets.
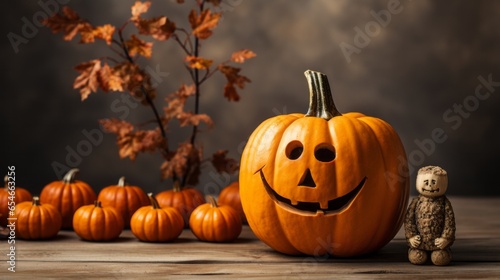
299,169,316,188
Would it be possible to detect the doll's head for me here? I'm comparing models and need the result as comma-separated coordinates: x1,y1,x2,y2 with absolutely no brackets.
416,166,448,197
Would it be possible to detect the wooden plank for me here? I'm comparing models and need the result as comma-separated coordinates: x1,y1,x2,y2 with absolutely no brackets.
1,197,499,278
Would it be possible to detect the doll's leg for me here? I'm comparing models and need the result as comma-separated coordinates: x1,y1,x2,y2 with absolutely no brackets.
408,248,428,265
431,248,452,266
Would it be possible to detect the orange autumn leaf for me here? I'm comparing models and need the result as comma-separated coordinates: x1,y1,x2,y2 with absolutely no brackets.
100,119,165,160
188,9,221,39
73,59,102,100
218,65,251,88
133,16,176,41
230,49,256,63
93,24,115,45
218,65,251,101
164,84,196,120
223,82,239,102
211,150,239,174
43,6,93,42
98,63,124,92
131,1,151,20
126,35,153,58
100,118,134,137
178,112,214,127
185,56,213,69
160,142,202,182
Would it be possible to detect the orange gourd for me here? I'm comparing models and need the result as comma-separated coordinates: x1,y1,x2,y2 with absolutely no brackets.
130,193,184,242
189,196,242,242
40,168,96,229
218,181,246,224
14,196,62,240
1,175,32,226
239,70,409,257
73,200,124,241
97,176,149,228
155,182,205,227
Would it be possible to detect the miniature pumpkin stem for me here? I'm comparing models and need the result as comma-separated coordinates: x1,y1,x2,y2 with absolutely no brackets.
32,196,41,206
117,176,126,187
173,181,181,192
206,195,218,208
3,175,8,188
304,70,342,120
94,200,102,208
148,193,161,209
63,168,80,184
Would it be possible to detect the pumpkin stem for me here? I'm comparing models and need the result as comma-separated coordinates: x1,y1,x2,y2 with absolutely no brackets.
148,193,161,209
117,176,127,187
63,168,80,183
94,200,102,208
206,195,218,208
304,70,342,120
32,196,41,206
173,181,181,192
3,175,8,189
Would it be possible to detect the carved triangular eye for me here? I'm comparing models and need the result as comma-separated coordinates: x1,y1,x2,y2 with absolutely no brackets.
299,169,316,188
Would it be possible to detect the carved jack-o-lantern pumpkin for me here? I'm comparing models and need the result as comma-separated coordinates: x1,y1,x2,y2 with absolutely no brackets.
239,70,409,257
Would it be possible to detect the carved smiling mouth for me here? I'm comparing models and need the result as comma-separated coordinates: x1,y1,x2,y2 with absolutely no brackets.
258,169,366,216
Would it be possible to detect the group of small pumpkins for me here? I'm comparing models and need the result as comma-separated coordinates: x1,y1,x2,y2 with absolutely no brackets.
3,70,411,258
0,169,245,243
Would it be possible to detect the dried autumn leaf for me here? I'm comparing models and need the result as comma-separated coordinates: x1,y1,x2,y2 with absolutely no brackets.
126,35,153,58
100,118,134,137
164,84,196,120
73,59,102,100
93,24,115,45
131,1,151,20
79,27,97,44
113,62,142,91
98,63,124,92
100,118,165,160
134,16,166,35
161,142,198,180
218,65,251,88
140,128,165,152
112,62,156,103
133,16,176,41
185,56,213,70
211,150,239,174
231,49,256,63
189,9,221,39
43,6,94,42
153,18,176,41
178,112,214,127
223,82,239,102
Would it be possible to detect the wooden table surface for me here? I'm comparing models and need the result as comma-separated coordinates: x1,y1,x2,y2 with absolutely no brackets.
2,197,499,279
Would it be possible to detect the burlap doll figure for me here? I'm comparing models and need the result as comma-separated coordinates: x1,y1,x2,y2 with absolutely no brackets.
404,166,456,265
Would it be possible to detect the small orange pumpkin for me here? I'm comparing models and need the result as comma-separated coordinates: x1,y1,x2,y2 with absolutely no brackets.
218,181,246,224
130,193,184,242
155,182,205,227
40,168,96,229
73,200,124,241
14,196,62,240
239,70,409,257
97,176,149,228
1,175,33,226
189,196,242,242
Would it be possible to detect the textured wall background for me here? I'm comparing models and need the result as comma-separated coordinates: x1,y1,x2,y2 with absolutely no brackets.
2,0,500,196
